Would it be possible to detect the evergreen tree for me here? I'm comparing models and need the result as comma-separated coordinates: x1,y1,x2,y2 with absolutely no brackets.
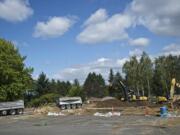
83,72,106,98
36,72,49,96
108,68,114,84
109,72,124,98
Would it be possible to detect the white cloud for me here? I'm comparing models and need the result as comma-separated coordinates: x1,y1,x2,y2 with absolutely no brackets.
77,9,132,44
77,0,180,44
129,37,150,47
83,9,108,26
162,43,180,56
54,57,128,84
33,16,76,38
128,0,180,36
0,0,33,22
129,48,143,57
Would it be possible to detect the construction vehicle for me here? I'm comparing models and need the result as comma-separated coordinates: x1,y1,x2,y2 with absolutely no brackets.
157,96,168,103
0,100,24,116
119,81,139,101
170,78,180,100
58,97,82,110
113,80,147,102
169,78,180,108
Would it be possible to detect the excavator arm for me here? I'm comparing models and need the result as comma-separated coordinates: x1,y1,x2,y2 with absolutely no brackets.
119,81,130,101
170,78,180,99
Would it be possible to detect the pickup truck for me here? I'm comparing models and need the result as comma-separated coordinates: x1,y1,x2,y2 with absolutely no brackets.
0,100,24,116
58,97,82,110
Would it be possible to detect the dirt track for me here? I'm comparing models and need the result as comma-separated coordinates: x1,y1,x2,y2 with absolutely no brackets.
0,114,180,135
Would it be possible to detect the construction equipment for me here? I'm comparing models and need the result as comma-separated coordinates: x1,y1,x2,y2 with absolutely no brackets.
157,96,168,103
118,81,135,101
169,78,180,108
58,97,82,110
0,100,24,116
113,80,147,102
170,78,180,100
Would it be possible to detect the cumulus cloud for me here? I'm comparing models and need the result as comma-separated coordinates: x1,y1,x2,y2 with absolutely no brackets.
54,57,128,83
162,43,180,56
0,0,33,22
128,0,180,36
83,9,108,26
77,0,180,44
129,37,150,47
77,9,132,44
33,16,76,38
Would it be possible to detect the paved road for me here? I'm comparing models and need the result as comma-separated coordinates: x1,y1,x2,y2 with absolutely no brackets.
0,115,180,135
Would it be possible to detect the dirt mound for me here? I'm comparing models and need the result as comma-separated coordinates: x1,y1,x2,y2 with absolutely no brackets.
174,99,180,108
94,99,151,108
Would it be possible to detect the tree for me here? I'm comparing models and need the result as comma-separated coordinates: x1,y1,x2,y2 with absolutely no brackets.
73,78,80,87
68,86,82,97
0,39,33,101
36,72,49,96
139,52,153,97
122,52,153,97
109,72,124,98
108,69,114,96
83,72,106,98
152,55,180,97
123,56,140,95
55,80,72,96
108,68,114,84
49,79,58,93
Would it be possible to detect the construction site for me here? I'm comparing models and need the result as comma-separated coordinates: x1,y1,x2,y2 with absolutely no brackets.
1,0,180,135
0,97,180,135
1,79,180,135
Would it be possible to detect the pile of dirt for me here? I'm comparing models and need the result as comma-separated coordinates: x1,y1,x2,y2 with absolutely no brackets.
174,100,180,108
121,106,159,116
94,99,151,108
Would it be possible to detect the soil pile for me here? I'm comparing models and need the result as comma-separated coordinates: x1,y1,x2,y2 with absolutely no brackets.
94,99,151,108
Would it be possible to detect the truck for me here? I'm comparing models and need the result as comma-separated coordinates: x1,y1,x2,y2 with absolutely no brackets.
58,97,82,110
0,100,24,116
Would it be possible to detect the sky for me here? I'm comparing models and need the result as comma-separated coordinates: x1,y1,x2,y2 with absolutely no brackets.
0,0,180,83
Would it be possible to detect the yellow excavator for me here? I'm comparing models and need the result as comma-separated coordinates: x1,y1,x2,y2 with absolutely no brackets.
116,81,148,102
170,78,180,102
157,78,180,104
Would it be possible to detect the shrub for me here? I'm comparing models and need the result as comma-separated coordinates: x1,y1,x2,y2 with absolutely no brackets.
27,93,59,107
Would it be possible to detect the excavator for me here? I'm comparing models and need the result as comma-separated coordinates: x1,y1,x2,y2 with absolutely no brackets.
111,78,180,104
110,80,147,102
169,78,180,108
152,78,180,103
170,78,180,100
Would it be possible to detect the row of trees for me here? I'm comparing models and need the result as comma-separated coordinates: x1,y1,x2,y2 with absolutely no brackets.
122,52,180,98
123,52,153,97
1,38,180,106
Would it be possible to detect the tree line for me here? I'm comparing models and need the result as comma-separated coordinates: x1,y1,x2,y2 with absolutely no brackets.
0,39,180,106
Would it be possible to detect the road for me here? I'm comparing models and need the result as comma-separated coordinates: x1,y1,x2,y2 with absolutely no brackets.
0,115,180,135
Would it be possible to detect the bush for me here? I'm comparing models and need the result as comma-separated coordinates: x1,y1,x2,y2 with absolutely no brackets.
68,86,85,101
27,93,59,107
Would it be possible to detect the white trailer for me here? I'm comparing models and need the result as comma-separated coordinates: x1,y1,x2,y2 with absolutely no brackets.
0,100,24,116
58,97,82,110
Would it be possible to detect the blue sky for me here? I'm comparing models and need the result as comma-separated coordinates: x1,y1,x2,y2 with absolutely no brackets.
0,0,180,83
